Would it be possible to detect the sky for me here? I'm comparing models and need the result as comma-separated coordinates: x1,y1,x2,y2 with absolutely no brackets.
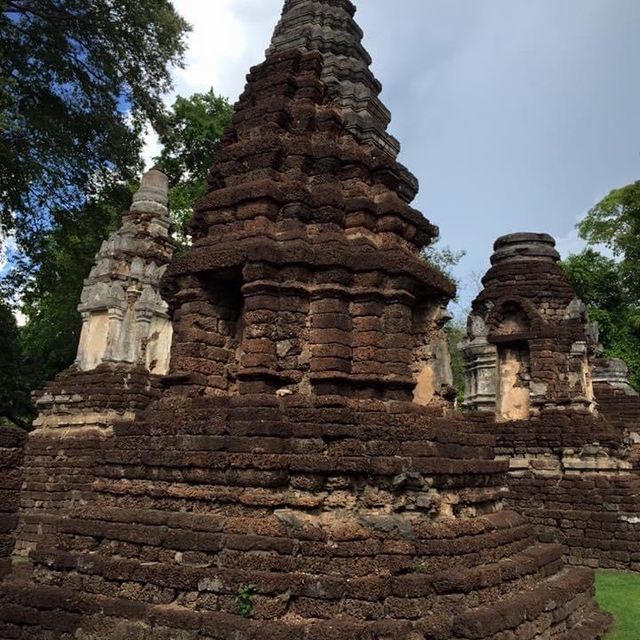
147,0,640,315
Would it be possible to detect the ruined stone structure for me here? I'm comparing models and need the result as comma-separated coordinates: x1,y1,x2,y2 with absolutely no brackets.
32,168,175,433
463,233,640,572
9,170,174,564
76,168,175,377
0,426,25,580
0,2,613,639
593,358,640,445
462,233,597,420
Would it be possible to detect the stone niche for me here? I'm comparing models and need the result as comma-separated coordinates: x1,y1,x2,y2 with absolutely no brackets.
461,233,597,420
496,342,531,421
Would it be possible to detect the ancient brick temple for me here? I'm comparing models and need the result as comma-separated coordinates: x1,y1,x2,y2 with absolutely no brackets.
0,1,613,639
462,233,640,572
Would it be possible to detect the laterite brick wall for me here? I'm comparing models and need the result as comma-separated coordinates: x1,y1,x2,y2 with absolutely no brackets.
496,412,640,570
0,425,26,578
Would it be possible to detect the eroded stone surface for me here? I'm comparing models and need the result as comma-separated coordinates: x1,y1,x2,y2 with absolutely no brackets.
0,426,26,580
0,3,612,639
464,232,640,574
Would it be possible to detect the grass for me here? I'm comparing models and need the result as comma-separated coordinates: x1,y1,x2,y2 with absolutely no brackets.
596,570,640,639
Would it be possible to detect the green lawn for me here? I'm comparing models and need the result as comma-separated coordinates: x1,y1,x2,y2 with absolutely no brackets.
596,570,640,639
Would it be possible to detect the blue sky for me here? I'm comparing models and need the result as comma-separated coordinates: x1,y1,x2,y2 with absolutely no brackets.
147,0,640,314
0,234,16,279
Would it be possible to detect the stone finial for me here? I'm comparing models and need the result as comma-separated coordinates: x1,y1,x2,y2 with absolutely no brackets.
130,168,169,217
594,357,638,396
491,233,561,265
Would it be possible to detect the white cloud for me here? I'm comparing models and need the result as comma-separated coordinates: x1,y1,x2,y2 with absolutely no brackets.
172,0,246,98
143,0,282,168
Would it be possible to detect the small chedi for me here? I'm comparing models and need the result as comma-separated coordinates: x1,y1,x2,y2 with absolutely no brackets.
75,168,174,377
33,168,176,432
462,233,640,572
0,1,615,639
461,233,597,420
8,168,176,565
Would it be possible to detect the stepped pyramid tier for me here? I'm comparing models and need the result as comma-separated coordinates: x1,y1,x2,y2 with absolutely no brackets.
0,3,610,640
165,0,455,405
461,233,599,419
268,0,401,158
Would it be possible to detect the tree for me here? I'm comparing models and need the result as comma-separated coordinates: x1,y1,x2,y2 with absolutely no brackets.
0,299,31,429
420,242,467,405
421,244,466,282
0,0,190,268
563,249,640,390
154,89,233,246
445,321,467,406
578,181,640,300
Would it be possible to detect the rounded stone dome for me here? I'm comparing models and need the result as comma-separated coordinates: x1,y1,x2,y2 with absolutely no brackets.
491,232,561,265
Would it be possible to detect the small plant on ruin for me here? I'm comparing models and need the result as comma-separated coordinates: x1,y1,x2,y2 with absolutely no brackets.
235,584,256,618
411,564,424,574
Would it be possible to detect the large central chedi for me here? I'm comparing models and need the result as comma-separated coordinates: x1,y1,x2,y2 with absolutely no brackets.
164,0,455,404
0,1,611,638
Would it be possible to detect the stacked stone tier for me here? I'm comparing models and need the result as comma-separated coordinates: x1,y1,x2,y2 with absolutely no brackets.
496,411,640,572
1,398,610,638
0,426,26,580
183,48,440,263
34,365,163,419
594,380,640,437
268,0,401,157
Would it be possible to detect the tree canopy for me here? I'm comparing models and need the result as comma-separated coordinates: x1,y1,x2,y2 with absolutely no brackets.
155,89,233,245
567,180,640,389
563,249,640,390
578,181,640,300
18,180,131,389
0,0,190,266
0,298,31,429
13,89,233,396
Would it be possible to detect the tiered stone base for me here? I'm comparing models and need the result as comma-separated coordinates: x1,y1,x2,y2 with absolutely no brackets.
0,568,611,639
0,426,25,580
0,397,610,639
497,413,640,571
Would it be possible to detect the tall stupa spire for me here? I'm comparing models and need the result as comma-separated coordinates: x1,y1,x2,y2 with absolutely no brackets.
267,0,400,157
163,0,454,403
